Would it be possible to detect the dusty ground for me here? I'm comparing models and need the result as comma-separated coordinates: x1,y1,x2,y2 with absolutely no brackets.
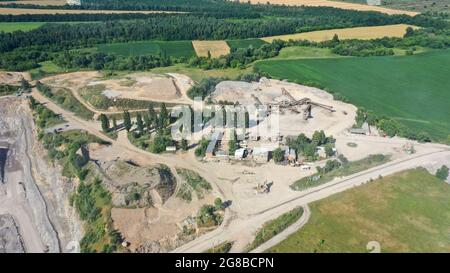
0,72,31,86
42,71,194,107
262,24,418,42
212,77,357,138
0,97,83,252
29,70,450,253
192,41,231,58
0,214,25,253
246,0,419,16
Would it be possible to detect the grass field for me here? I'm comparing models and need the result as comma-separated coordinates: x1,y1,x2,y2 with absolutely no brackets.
192,40,231,58
269,168,450,253
97,40,196,58
28,61,65,79
151,63,252,82
0,22,45,33
246,207,304,252
227,39,267,50
274,46,341,59
291,154,390,191
256,49,450,141
262,24,418,42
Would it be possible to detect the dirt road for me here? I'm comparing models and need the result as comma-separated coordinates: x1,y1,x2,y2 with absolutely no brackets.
249,204,310,253
172,148,450,252
30,87,450,253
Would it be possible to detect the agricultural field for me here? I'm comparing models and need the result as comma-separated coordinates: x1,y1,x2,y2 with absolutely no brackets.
273,46,341,59
151,63,252,82
336,0,450,13
269,168,450,253
0,22,45,33
247,0,419,16
192,40,231,58
227,38,267,50
97,40,196,58
256,49,450,141
262,24,418,42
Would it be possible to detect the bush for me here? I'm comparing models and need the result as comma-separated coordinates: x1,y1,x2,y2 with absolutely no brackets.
436,165,449,181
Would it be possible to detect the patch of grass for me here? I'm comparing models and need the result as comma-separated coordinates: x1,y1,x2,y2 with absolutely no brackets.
28,61,65,80
246,207,304,252
204,241,233,253
0,22,45,33
269,168,450,252
29,98,64,129
78,84,156,111
256,49,450,141
0,84,20,96
291,154,390,191
273,46,341,59
151,63,252,82
36,82,94,120
97,40,196,58
176,168,212,200
227,39,267,50
176,183,193,202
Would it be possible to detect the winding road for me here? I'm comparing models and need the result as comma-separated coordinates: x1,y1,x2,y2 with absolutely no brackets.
29,87,450,253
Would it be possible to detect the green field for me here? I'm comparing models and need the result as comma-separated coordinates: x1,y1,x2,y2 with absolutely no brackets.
151,63,252,82
0,22,45,33
274,46,341,60
226,38,267,50
256,49,450,141
269,168,450,253
97,40,196,58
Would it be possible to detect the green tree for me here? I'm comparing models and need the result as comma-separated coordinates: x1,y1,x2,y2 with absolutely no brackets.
272,148,284,163
20,78,31,92
159,103,169,129
123,111,132,132
325,144,334,157
332,34,340,44
303,143,317,160
228,130,239,155
99,114,109,133
436,165,449,181
214,197,223,210
136,112,144,133
112,117,117,131
148,105,156,130
312,130,326,146
404,26,415,37
181,139,188,151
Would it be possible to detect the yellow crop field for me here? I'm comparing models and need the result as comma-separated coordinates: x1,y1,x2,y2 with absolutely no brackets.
262,24,419,43
192,40,231,58
247,0,419,16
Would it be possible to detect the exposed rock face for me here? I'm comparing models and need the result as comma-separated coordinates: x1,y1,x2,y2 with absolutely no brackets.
97,160,177,208
0,215,25,253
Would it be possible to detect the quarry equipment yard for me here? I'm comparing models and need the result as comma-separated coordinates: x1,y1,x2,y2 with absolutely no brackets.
1,67,449,253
